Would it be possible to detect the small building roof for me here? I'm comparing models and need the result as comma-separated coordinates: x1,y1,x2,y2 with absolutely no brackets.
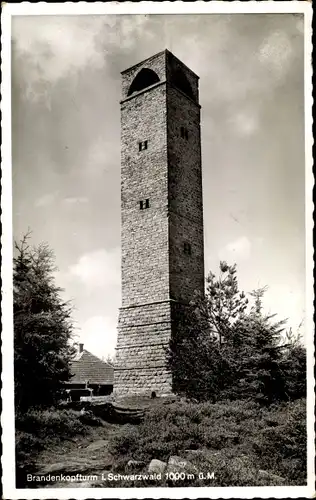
68,349,114,385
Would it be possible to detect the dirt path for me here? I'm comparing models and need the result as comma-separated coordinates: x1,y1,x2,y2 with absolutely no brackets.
35,422,121,488
33,396,178,488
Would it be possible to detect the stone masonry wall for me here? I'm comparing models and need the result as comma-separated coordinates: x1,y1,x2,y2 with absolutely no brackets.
167,76,204,303
121,83,169,307
166,50,199,103
114,301,173,395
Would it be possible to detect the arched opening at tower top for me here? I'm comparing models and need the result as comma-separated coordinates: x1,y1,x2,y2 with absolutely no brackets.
171,69,194,100
127,68,160,96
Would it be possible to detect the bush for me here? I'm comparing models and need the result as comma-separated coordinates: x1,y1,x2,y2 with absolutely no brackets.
109,399,259,463
15,407,96,487
251,398,307,484
16,408,87,438
108,398,306,486
16,430,45,488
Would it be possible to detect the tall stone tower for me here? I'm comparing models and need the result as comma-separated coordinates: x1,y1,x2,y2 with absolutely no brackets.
115,50,204,396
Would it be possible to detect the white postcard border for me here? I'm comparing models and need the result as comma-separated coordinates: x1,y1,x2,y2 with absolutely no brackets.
1,2,314,499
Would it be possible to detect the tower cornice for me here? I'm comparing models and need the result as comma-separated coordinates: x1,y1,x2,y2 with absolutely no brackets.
120,79,201,108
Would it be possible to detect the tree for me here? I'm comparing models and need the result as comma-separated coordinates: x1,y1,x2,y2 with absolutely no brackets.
167,262,249,402
193,261,249,345
222,309,288,404
168,303,233,401
14,233,76,409
168,262,305,404
280,326,306,400
219,285,290,404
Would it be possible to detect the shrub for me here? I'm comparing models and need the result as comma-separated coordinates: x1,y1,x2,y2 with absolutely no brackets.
15,430,45,488
108,399,263,464
16,408,87,438
107,398,307,486
251,398,307,484
110,424,140,457
15,407,99,487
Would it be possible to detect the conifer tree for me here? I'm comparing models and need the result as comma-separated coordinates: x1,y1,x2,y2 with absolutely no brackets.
223,305,288,404
280,326,306,400
193,261,249,345
14,233,75,409
168,262,305,404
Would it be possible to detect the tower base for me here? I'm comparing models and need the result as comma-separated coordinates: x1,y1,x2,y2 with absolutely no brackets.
114,301,174,397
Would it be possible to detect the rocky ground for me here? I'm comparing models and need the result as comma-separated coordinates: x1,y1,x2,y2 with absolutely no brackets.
35,429,118,488
34,431,217,489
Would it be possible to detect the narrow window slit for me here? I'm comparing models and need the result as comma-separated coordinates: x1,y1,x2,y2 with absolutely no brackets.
183,242,192,255
139,199,150,210
138,140,148,151
180,127,189,140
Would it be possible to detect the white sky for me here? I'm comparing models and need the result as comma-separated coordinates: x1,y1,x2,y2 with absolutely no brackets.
12,12,306,359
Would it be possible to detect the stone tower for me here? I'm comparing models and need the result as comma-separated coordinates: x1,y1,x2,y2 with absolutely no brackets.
114,50,204,396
